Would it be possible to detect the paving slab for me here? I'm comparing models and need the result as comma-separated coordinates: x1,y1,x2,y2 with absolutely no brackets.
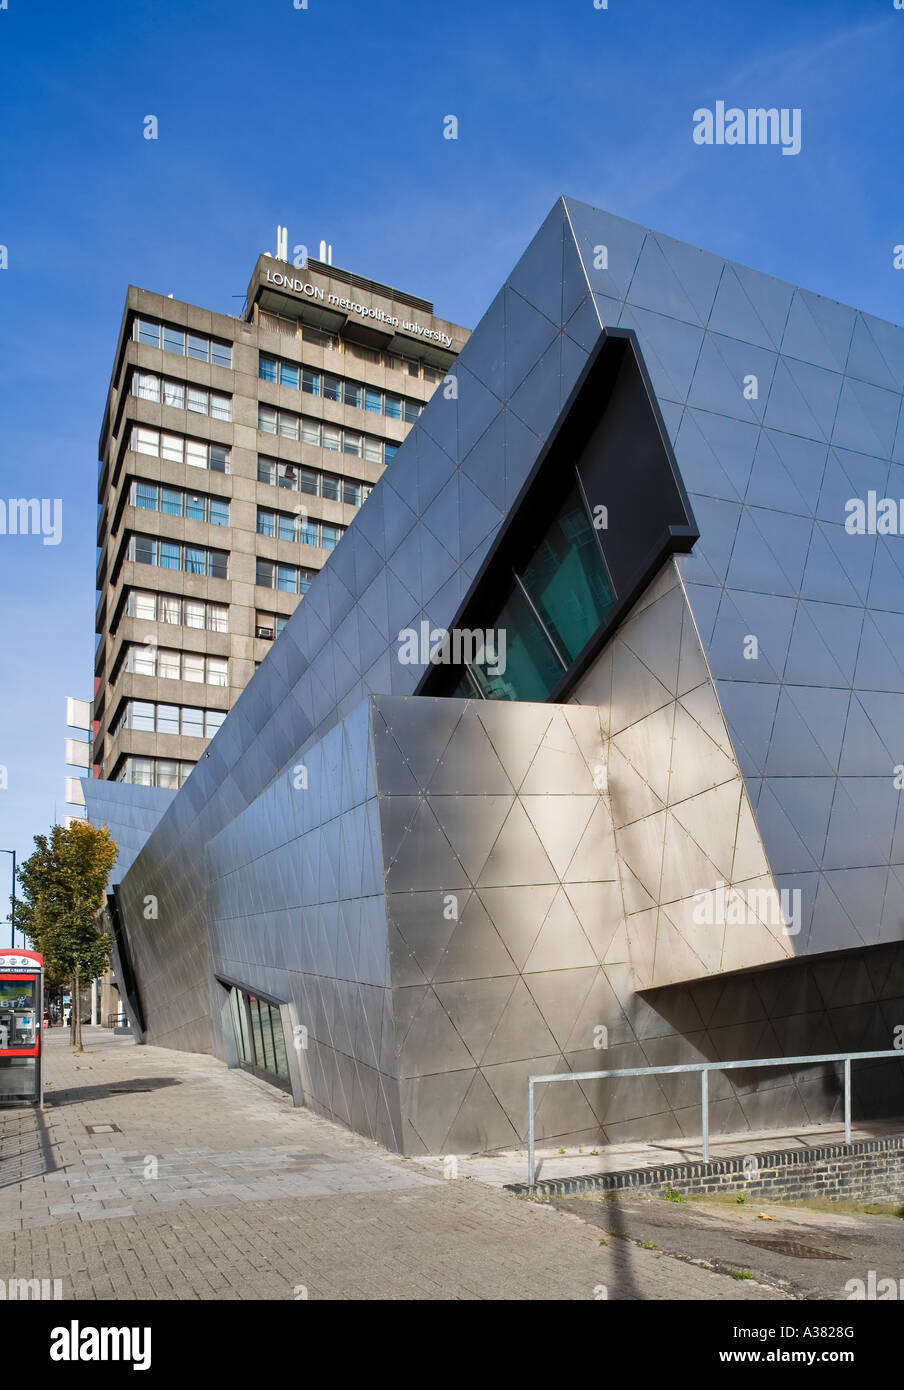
0,1029,792,1300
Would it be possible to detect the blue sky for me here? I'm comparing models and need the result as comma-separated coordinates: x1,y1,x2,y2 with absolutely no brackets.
0,0,901,920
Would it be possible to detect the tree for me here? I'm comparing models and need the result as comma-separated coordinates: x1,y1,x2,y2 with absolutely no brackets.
15,822,118,1051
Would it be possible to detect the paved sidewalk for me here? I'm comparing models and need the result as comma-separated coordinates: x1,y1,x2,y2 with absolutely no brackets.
0,1030,788,1300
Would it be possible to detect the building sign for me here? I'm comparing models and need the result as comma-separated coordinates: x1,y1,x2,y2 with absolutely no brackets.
265,271,326,300
263,269,454,349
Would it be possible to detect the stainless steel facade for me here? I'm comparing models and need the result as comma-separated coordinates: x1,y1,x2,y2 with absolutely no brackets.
92,198,904,1152
82,779,175,885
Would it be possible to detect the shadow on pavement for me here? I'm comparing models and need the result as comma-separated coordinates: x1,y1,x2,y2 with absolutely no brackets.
0,1106,60,1188
43,1077,181,1107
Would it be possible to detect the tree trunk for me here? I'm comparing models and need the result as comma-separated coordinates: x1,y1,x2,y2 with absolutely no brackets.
74,965,82,1051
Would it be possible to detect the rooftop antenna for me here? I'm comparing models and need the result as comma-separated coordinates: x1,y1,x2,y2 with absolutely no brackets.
276,225,288,262
319,240,333,266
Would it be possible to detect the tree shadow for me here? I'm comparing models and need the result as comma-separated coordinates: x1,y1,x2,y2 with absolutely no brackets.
42,1077,181,1107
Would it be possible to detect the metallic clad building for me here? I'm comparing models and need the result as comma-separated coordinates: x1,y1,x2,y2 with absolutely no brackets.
89,198,904,1154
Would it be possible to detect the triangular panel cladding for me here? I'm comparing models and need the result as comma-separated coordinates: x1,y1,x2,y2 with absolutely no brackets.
114,196,904,1163
371,562,797,1150
506,203,570,328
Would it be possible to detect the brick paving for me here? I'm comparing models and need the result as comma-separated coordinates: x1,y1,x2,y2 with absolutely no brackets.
0,1030,788,1299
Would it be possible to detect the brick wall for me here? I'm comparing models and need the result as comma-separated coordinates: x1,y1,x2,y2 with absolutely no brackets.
506,1135,904,1202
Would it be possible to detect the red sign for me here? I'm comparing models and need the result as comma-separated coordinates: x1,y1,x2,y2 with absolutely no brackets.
0,950,43,968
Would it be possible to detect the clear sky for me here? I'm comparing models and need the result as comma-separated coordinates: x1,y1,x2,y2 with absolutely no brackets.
0,0,901,926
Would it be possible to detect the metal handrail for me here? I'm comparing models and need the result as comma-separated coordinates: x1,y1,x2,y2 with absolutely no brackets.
526,1048,904,1185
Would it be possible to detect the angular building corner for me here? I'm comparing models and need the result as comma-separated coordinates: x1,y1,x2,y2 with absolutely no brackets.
89,196,904,1154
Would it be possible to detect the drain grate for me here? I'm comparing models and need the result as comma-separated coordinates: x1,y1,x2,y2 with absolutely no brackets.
743,1237,849,1261
85,1123,122,1135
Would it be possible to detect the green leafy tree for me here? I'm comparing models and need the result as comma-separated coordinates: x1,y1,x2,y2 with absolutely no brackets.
15,822,118,1051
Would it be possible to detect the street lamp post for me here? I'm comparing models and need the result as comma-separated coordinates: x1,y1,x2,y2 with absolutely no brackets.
1,849,16,947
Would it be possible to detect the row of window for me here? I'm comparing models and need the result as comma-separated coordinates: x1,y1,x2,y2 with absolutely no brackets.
126,424,373,508
255,559,313,595
123,642,228,685
128,534,228,579
255,612,290,640
125,588,229,632
115,700,226,739
126,425,374,509
132,480,229,526
116,756,195,789
256,508,344,551
260,314,341,351
130,425,230,473
132,316,233,368
257,405,399,463
132,371,231,421
128,416,391,485
256,457,370,505
258,312,442,380
228,985,290,1088
259,356,424,423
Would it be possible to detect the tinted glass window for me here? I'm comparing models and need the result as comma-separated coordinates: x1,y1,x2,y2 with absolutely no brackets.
470,580,564,702
518,487,615,663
